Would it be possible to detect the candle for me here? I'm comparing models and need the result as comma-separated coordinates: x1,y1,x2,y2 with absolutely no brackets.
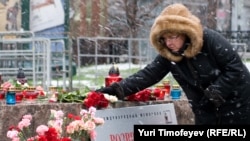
154,84,165,100
170,84,181,100
48,86,58,102
105,63,122,87
16,68,27,85
24,87,38,100
0,88,5,100
15,88,23,103
6,88,16,105
162,80,171,96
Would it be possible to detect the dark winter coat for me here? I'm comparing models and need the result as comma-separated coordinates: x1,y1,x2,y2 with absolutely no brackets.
110,3,250,124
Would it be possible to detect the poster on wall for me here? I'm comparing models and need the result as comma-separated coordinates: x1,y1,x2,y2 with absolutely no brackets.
30,0,65,32
0,0,21,31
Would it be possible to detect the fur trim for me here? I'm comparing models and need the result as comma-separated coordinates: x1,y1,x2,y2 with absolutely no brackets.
150,3,203,62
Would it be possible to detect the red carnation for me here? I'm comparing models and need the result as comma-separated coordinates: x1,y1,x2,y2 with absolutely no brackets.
84,91,109,108
126,88,152,101
43,127,59,141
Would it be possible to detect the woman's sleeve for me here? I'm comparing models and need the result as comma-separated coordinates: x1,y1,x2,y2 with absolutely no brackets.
118,55,171,96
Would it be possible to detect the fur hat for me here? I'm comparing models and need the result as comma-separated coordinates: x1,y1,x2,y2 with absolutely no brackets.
150,3,203,62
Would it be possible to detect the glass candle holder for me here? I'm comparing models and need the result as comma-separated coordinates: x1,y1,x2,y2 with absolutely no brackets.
49,86,57,93
49,86,58,96
24,87,38,100
162,80,171,95
15,88,24,103
48,86,58,102
6,88,16,105
0,88,5,100
170,84,181,100
105,75,122,87
105,63,123,87
155,84,165,100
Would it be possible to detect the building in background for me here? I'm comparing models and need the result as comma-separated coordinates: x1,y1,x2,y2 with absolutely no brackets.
231,0,250,31
0,0,21,31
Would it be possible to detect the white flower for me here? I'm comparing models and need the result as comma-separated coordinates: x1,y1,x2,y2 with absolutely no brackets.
23,83,29,87
104,94,118,103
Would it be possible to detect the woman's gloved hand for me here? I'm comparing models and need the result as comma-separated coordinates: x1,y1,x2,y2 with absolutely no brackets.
202,86,226,108
95,86,116,95
95,83,124,100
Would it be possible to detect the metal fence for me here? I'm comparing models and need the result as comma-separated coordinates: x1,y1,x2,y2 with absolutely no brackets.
75,37,156,88
218,31,250,51
50,39,67,90
231,42,248,62
1,31,248,90
75,35,250,89
218,30,250,62
0,31,51,91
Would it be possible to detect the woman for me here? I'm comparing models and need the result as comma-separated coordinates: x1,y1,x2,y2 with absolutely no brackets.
97,3,250,125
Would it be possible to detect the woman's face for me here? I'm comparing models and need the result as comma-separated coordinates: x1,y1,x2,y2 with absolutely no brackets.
162,33,186,52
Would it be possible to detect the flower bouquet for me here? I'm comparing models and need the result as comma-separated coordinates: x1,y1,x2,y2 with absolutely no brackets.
1,79,30,91
125,88,165,101
83,91,118,109
7,106,104,141
57,87,118,109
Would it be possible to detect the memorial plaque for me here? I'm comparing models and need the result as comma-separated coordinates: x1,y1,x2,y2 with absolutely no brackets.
94,103,177,141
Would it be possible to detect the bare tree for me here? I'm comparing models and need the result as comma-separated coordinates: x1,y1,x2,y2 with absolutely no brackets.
70,0,213,65
207,0,218,29
106,0,164,63
107,0,163,37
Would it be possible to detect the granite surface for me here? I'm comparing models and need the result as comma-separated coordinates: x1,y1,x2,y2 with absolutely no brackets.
0,98,194,140
108,99,195,124
0,101,82,141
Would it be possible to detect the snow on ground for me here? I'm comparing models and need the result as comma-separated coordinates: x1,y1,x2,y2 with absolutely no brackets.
77,63,147,73
245,62,250,70
51,63,147,89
